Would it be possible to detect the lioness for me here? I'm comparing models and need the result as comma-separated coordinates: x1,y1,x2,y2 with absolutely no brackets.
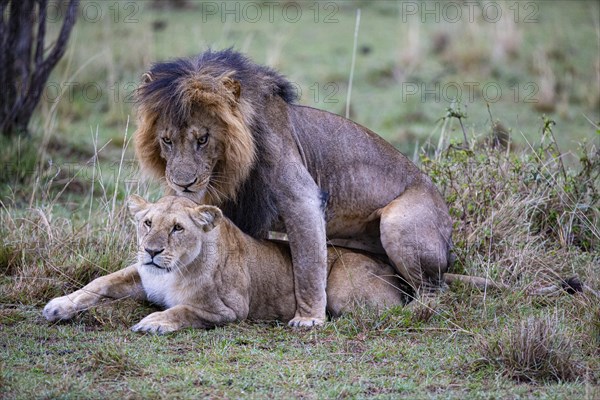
43,196,405,333
134,49,453,327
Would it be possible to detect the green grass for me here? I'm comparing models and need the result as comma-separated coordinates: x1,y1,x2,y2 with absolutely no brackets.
1,1,600,398
1,292,598,398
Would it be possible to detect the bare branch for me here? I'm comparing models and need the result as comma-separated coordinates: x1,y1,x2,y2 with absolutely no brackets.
0,0,79,136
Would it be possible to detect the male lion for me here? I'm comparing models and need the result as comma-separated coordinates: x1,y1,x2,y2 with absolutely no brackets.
43,196,405,333
134,49,453,327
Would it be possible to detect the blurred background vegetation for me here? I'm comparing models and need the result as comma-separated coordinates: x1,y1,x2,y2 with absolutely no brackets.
34,0,600,145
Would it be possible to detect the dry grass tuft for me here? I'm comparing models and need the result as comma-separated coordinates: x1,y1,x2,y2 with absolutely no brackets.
477,315,582,382
88,343,144,380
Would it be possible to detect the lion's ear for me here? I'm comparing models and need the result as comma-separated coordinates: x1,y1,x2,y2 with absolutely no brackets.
141,72,154,84
190,205,223,232
128,195,150,217
221,77,241,101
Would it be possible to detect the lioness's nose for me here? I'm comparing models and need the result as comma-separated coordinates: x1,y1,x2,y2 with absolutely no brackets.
145,248,164,258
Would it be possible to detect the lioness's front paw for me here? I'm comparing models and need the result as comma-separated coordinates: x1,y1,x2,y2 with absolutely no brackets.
288,316,325,328
43,296,78,322
131,312,179,335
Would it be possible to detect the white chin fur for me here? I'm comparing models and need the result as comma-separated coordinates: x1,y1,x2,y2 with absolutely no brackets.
141,263,171,275
138,256,170,274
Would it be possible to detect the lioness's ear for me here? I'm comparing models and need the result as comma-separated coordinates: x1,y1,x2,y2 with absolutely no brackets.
191,205,223,232
128,195,150,217
221,77,241,101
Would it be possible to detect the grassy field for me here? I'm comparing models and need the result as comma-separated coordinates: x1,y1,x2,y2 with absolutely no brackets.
1,1,600,398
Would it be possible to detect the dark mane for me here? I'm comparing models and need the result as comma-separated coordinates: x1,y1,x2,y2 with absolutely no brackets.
136,48,298,128
220,121,280,237
196,49,298,103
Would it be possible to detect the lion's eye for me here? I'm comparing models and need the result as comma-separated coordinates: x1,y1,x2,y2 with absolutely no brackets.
144,219,152,228
172,224,183,232
162,137,172,145
197,134,209,147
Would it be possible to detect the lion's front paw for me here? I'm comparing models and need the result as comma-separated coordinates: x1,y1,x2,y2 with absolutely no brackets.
131,312,180,334
43,296,78,322
288,316,325,328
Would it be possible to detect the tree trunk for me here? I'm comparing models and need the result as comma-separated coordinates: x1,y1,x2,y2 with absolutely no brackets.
0,0,79,137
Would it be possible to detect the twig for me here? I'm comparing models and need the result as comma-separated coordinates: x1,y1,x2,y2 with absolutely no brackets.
346,8,361,119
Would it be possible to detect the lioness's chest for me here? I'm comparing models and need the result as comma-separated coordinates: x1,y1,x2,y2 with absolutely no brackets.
138,266,192,309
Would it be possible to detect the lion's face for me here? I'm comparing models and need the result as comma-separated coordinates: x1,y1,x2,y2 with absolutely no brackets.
128,195,223,274
156,108,229,201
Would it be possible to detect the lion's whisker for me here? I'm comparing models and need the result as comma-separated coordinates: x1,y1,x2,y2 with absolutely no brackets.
207,183,228,202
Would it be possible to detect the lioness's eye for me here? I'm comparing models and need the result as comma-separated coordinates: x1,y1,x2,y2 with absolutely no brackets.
144,219,152,228
197,135,209,147
162,137,172,145
172,224,183,232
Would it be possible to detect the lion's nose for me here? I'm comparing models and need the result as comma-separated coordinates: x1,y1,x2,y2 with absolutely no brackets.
145,248,164,258
173,177,197,191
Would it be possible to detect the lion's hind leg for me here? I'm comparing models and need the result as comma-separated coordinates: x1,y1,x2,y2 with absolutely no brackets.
379,188,453,295
326,252,406,317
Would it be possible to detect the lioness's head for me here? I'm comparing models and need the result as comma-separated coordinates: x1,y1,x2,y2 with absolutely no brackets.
128,195,223,274
134,56,257,204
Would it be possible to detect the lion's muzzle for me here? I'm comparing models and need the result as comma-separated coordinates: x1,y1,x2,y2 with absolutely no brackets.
170,176,198,192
